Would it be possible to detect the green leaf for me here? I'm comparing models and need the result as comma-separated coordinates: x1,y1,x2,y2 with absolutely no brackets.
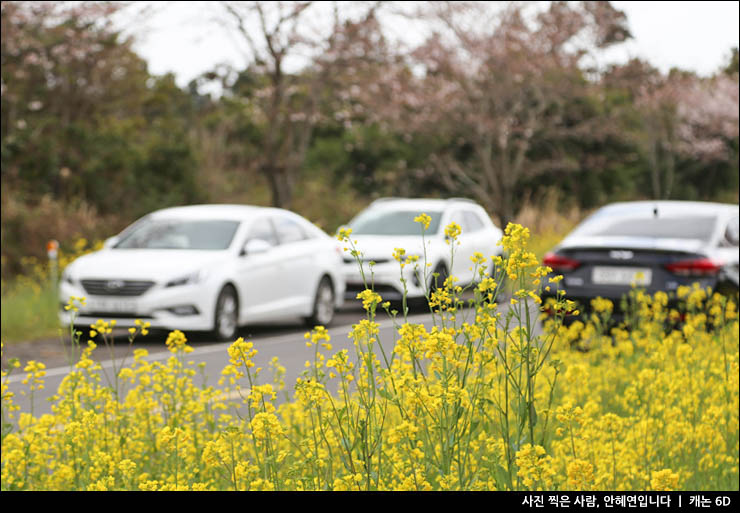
1,421,14,437
378,388,394,401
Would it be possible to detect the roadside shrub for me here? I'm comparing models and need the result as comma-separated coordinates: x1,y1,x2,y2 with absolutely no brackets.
1,233,103,343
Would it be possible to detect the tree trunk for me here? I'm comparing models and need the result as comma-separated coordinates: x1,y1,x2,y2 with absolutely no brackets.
263,164,293,209
649,138,662,199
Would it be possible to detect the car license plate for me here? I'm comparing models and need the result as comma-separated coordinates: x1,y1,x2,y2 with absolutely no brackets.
83,298,138,314
592,267,652,286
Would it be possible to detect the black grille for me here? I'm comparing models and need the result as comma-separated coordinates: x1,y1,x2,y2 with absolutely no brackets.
345,283,401,295
81,279,155,297
83,312,153,319
342,257,390,265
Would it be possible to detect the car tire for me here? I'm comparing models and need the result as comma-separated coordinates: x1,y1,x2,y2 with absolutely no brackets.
429,263,449,293
213,285,239,341
489,255,508,298
305,276,335,327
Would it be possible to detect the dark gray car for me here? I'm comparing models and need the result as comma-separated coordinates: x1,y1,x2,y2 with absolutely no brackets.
541,200,739,321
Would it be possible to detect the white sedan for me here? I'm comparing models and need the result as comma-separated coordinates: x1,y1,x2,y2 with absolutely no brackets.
340,198,503,301
59,204,345,340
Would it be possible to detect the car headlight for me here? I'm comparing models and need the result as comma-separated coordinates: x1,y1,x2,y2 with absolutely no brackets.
165,269,209,288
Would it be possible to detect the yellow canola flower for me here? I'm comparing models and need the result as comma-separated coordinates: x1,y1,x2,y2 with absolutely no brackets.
90,319,113,335
165,329,192,354
567,459,595,490
515,444,557,490
304,326,331,350
444,222,461,242
337,227,352,241
357,289,382,311
470,252,487,266
414,213,431,231
250,412,284,440
21,361,46,391
651,469,679,491
1,220,737,492
227,337,257,369
64,295,87,312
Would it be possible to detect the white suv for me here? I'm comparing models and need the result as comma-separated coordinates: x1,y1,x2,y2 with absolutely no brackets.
340,198,503,301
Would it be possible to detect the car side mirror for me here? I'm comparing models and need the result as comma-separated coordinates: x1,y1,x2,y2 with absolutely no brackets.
241,238,271,256
103,236,119,249
724,220,739,247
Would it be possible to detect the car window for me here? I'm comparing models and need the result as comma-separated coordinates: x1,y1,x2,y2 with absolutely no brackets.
463,210,485,232
115,219,241,250
569,215,718,241
247,218,278,246
349,210,443,235
274,216,307,244
448,211,469,234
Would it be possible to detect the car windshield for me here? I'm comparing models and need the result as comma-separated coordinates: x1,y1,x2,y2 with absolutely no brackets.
349,210,443,235
569,214,718,241
114,219,241,250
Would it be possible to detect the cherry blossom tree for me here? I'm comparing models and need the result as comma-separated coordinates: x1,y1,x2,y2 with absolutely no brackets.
218,1,388,209
391,1,631,225
616,59,739,199
677,73,739,162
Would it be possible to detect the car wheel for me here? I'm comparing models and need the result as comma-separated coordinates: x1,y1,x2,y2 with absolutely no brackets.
305,276,335,327
429,263,449,293
488,255,508,297
213,285,239,341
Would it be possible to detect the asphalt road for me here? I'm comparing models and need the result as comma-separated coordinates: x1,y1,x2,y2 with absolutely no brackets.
4,295,538,418
2,300,452,416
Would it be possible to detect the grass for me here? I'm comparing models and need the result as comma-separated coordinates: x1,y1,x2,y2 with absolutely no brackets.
1,238,102,344
1,279,61,343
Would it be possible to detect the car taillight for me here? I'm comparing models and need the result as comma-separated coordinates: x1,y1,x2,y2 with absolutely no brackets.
664,258,723,277
543,252,581,272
